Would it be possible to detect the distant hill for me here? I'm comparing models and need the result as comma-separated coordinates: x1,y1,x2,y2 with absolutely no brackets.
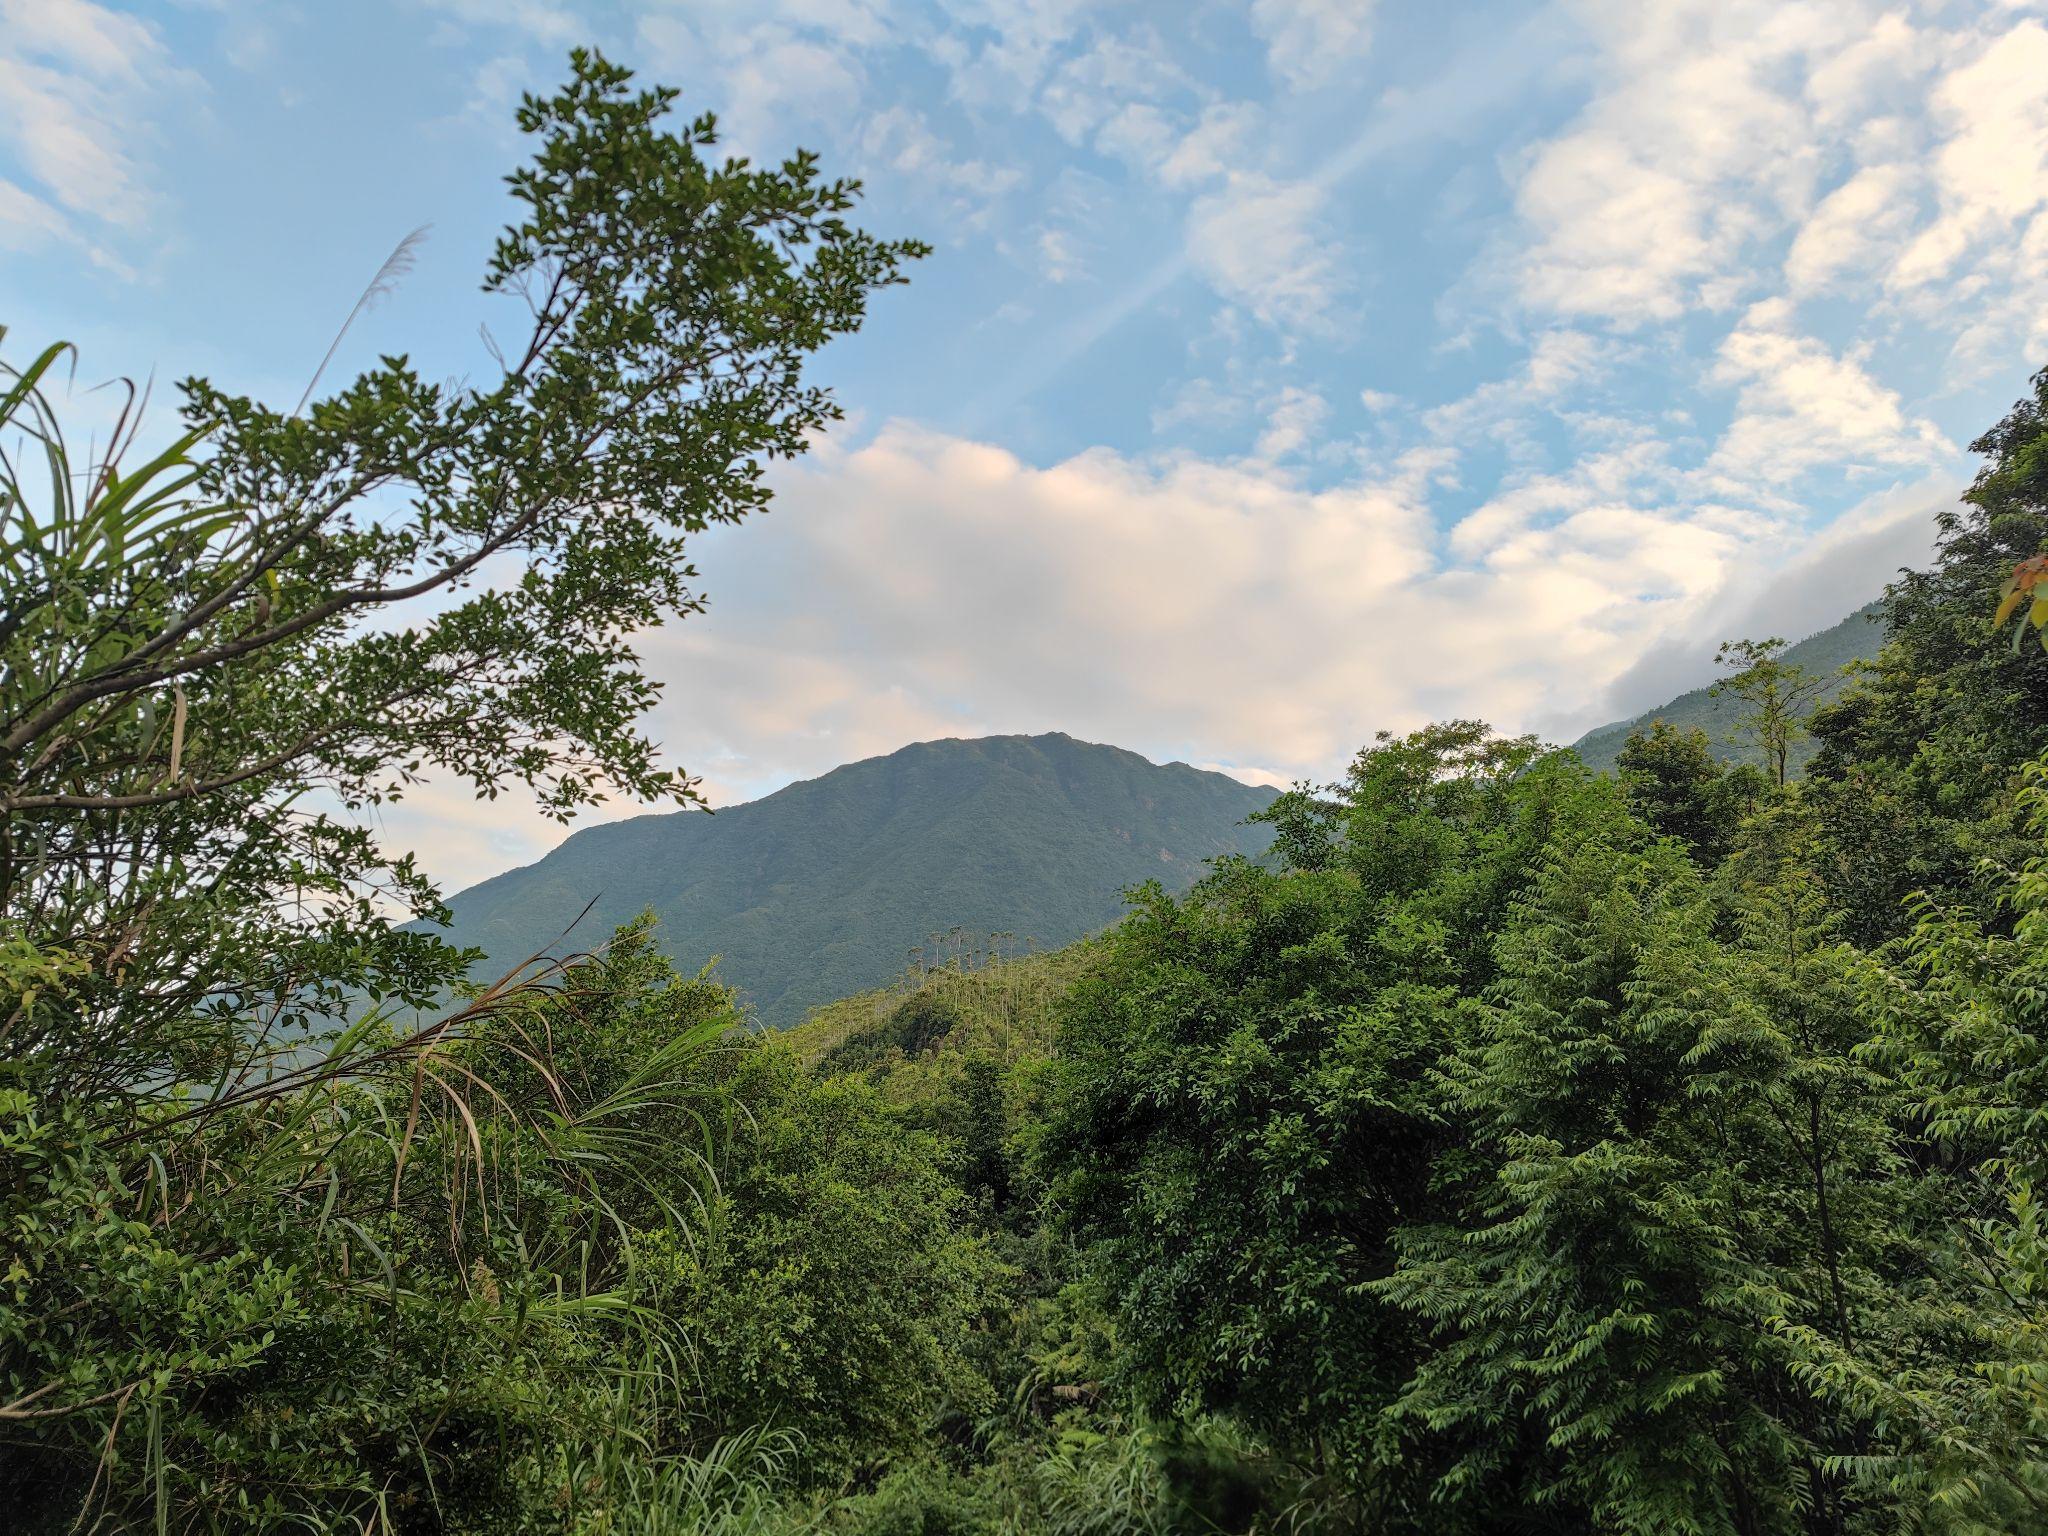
432,733,1276,1027
1571,602,1888,775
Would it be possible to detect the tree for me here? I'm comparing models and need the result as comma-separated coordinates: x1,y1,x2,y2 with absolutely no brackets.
954,1053,1015,1214
1616,718,1743,865
1831,762,2048,1524
1047,720,1943,1532
1802,367,2048,943
2,51,922,1063
641,1042,994,1482
1382,817,1813,1533
1712,639,1829,788
0,51,920,1530
1383,787,1906,1534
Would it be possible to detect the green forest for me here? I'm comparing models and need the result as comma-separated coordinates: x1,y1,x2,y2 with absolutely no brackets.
11,53,2048,1535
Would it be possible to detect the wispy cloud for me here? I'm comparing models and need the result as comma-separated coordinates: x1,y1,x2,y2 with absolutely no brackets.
0,0,181,269
1250,0,1378,90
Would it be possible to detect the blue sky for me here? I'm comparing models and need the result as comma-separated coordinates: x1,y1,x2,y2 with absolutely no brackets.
5,0,2047,890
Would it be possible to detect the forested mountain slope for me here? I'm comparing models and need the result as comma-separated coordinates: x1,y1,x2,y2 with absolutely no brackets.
1571,602,1886,774
432,733,1275,1025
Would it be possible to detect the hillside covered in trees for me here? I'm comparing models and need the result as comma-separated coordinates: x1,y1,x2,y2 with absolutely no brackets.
14,48,2048,1536
432,732,1275,1025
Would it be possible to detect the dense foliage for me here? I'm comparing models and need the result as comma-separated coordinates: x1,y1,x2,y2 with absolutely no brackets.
642,1041,992,1480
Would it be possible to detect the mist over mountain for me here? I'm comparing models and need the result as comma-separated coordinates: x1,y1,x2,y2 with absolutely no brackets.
432,732,1276,1026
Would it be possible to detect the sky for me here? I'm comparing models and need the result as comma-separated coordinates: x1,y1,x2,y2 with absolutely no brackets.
5,0,2048,893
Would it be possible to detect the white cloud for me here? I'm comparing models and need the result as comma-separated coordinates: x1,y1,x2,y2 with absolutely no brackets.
736,32,866,125
1252,386,1329,461
1425,329,1613,441
726,0,899,51
380,410,1951,895
0,177,75,254
1503,0,1896,328
1035,226,1085,283
359,776,639,902
1150,375,1241,437
1785,163,1919,293
1447,438,1674,559
1708,302,1951,485
1452,0,2041,573
716,28,869,150
661,424,1431,771
0,0,172,245
1843,16,2048,370
935,0,1093,111
1037,31,1193,146
1512,134,1716,326
1007,166,1122,292
419,0,580,46
4,0,160,77
1185,172,1341,328
1496,1,2048,395
1251,0,1377,90
446,52,544,138
1073,88,1345,335
1152,102,1263,189
1406,328,1634,506
1802,12,1924,133
1194,760,1295,789
598,423,1836,827
1570,473,1951,738
630,7,894,156
1092,101,1178,172
1863,17,2048,369
1889,20,2048,291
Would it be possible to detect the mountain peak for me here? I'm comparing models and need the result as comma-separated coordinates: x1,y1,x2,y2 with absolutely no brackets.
434,733,1276,1026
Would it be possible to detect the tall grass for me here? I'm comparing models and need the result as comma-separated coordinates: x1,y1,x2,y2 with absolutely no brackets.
553,1424,814,1536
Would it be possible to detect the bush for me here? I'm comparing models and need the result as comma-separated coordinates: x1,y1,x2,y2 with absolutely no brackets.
641,1043,996,1481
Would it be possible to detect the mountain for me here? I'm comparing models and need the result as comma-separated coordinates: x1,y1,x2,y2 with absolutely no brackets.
1570,602,1887,775
432,732,1277,1026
